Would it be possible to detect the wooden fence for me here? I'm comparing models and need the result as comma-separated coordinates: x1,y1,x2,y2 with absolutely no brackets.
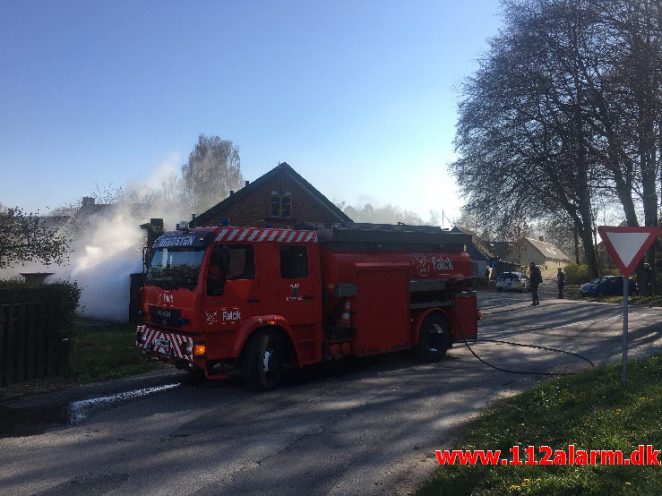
0,288,70,387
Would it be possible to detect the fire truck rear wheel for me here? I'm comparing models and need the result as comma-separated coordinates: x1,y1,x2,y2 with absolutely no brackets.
242,330,285,391
415,314,451,362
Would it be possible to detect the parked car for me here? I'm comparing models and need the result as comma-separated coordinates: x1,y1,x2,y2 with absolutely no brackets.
579,276,639,297
496,271,529,292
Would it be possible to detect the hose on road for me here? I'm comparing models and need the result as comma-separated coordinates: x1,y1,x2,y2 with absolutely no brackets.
462,337,595,377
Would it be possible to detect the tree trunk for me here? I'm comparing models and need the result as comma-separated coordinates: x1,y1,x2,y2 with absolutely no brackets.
572,89,599,279
578,207,599,278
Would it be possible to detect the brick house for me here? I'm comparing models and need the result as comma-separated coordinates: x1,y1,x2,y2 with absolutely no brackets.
190,162,353,228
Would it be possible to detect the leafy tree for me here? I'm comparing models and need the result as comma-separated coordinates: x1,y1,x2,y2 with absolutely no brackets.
0,206,69,268
181,135,244,214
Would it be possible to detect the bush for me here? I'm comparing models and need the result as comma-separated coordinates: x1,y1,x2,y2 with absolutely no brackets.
49,280,81,329
564,264,589,284
0,277,29,288
602,266,620,276
0,278,81,329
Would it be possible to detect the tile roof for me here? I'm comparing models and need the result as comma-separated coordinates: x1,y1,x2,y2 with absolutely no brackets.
450,226,496,260
190,162,352,227
526,237,570,261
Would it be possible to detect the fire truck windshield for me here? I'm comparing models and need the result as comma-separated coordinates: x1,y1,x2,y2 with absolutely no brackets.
145,247,205,289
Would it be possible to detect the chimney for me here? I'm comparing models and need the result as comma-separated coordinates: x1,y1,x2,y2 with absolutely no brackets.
539,236,544,242
149,218,164,230
140,218,164,257
230,190,234,196
82,196,95,208
245,180,250,187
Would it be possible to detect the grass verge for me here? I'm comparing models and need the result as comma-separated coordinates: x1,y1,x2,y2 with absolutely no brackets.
564,285,662,307
68,321,164,383
417,356,662,495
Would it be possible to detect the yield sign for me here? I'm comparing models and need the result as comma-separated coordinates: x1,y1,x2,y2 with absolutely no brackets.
598,226,661,277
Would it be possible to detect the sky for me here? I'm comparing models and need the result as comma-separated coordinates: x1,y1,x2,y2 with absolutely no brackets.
0,0,503,224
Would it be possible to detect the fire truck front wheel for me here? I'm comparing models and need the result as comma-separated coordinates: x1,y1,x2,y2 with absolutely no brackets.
415,314,451,362
242,329,285,391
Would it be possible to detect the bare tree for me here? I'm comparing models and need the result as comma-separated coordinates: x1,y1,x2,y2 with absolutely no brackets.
453,0,601,276
600,0,662,292
452,0,662,279
181,135,244,215
539,216,581,264
454,209,495,240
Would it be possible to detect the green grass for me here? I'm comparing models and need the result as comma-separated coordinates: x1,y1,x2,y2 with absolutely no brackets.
564,285,662,307
596,295,662,306
68,322,164,383
417,356,662,495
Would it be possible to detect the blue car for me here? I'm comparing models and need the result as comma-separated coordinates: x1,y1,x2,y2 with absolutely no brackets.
579,276,639,296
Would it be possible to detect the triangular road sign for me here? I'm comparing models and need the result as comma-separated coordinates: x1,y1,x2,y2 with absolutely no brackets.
598,226,661,277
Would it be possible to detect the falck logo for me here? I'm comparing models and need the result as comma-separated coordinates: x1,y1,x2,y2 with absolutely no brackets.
411,255,454,275
206,309,242,325
157,292,175,305
432,256,454,271
287,283,303,301
205,311,218,325
222,309,241,322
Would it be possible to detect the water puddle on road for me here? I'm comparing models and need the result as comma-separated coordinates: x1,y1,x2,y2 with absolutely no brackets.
68,383,180,424
0,383,180,437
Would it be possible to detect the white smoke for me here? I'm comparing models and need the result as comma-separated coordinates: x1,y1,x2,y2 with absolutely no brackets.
1,155,196,322
67,207,145,321
0,204,147,322
125,153,193,229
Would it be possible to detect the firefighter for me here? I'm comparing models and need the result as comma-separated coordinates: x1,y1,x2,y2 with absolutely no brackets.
529,262,542,306
557,267,566,299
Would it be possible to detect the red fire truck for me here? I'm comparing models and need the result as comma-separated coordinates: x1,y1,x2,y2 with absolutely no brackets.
136,223,479,390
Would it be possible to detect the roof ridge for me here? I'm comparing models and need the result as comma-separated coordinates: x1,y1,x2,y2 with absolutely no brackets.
190,162,352,226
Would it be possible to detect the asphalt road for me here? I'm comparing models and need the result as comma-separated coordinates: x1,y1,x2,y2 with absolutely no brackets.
2,292,662,496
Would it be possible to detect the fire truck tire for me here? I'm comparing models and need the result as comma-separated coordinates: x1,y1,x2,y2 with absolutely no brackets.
242,330,285,391
415,314,451,362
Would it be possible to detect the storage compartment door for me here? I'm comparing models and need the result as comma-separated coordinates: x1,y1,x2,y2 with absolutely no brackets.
353,267,410,355
452,291,478,341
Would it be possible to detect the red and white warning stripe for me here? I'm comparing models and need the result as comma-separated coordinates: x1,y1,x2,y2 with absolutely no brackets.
136,325,194,360
215,228,318,243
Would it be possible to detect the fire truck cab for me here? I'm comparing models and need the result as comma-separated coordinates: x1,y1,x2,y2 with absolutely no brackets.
136,223,478,390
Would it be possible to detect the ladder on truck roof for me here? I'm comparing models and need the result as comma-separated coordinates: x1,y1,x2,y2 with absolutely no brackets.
316,223,470,252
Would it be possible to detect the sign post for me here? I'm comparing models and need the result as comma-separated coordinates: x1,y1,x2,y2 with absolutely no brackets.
622,275,628,385
598,226,661,386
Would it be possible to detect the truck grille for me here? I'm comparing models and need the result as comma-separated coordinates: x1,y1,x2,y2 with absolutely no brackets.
150,306,182,328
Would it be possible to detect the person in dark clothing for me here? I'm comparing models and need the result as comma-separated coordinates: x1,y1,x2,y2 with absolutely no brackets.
529,262,543,305
557,267,566,299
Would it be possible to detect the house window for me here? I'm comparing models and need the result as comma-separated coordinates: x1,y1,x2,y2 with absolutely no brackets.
270,191,292,218
271,192,281,217
281,194,291,217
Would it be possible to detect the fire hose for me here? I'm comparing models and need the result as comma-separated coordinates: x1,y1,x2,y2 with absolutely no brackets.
462,337,595,377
